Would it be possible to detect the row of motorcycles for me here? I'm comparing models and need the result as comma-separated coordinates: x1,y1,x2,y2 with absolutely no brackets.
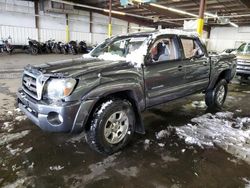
0,37,90,55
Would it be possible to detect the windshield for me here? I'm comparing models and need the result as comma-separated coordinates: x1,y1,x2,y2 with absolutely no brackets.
90,35,148,58
237,43,250,54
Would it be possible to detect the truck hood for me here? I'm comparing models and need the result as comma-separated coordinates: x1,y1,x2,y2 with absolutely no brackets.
27,57,132,78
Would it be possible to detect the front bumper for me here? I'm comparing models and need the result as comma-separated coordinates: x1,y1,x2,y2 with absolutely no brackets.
17,89,94,133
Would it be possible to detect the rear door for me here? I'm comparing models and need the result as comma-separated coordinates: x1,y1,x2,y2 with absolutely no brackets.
179,36,210,93
144,35,186,107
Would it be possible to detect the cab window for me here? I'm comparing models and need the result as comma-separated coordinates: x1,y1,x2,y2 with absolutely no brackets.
149,37,179,63
181,38,204,59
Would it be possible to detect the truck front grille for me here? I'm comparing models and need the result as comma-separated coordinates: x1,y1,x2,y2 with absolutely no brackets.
237,59,250,72
22,73,39,100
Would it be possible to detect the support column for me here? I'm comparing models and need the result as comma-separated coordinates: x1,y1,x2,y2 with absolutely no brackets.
108,0,112,37
66,13,70,42
90,11,93,44
34,0,40,41
197,0,206,37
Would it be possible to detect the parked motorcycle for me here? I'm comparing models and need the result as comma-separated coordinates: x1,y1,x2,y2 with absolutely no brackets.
67,40,78,55
77,41,88,54
1,37,14,54
28,38,47,55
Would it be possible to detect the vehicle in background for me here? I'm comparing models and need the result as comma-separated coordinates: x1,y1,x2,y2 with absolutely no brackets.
221,48,237,55
236,43,250,81
17,29,237,154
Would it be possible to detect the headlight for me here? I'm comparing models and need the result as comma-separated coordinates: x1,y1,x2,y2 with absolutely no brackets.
45,78,77,100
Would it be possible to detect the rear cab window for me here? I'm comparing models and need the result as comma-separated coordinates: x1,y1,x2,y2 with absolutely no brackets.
180,37,205,59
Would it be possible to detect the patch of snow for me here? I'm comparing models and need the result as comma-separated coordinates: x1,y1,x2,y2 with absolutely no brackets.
154,29,197,38
82,53,95,59
15,116,26,121
0,130,30,146
14,108,21,112
24,147,33,154
243,178,250,188
2,122,13,132
158,143,165,147
126,43,147,68
175,112,250,164
191,101,206,108
97,100,113,115
6,144,21,155
161,154,179,162
49,165,64,171
144,139,150,144
116,166,139,177
2,177,28,188
7,111,13,116
156,129,170,140
98,53,125,61
28,162,34,169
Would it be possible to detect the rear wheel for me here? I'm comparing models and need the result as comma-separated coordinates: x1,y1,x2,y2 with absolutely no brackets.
86,99,135,155
205,79,228,109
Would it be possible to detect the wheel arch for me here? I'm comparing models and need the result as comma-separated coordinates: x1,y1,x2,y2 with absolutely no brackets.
207,69,231,91
84,90,145,134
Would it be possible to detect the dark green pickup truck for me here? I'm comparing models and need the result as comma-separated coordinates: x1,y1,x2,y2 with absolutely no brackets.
17,29,236,154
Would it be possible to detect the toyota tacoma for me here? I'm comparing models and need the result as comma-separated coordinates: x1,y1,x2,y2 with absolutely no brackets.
17,29,236,154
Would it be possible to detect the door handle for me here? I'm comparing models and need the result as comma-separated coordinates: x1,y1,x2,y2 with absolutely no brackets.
178,65,183,71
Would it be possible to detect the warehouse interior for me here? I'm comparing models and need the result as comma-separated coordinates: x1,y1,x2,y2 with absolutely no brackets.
0,0,250,187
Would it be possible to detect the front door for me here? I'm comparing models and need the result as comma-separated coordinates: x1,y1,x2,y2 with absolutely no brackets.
144,35,186,107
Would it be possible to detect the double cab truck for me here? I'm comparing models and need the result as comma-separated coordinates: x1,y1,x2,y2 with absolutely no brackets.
17,29,236,154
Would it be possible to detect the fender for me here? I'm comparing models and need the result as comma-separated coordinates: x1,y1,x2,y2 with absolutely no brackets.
82,81,146,134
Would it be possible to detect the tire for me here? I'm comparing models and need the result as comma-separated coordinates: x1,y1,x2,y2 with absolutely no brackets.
71,48,77,55
205,79,228,109
31,46,38,55
86,99,135,155
61,48,67,55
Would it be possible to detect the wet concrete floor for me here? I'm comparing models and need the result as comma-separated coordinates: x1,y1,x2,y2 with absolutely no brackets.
0,81,250,188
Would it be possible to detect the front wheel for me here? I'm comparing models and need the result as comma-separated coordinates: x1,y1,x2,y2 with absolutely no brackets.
205,79,228,109
86,99,135,155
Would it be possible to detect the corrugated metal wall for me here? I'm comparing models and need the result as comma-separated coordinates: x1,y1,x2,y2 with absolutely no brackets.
0,25,37,44
0,0,144,45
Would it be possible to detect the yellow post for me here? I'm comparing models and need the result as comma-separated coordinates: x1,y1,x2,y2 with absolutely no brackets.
197,0,206,37
197,18,204,37
108,23,112,37
108,0,112,37
66,14,70,42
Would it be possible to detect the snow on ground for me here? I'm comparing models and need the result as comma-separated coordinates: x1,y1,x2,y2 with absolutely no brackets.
49,165,64,171
191,101,207,108
175,112,250,164
0,130,30,147
155,129,171,140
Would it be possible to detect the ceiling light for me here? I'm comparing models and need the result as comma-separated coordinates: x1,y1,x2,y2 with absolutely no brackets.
103,9,126,15
150,3,198,17
229,22,239,28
